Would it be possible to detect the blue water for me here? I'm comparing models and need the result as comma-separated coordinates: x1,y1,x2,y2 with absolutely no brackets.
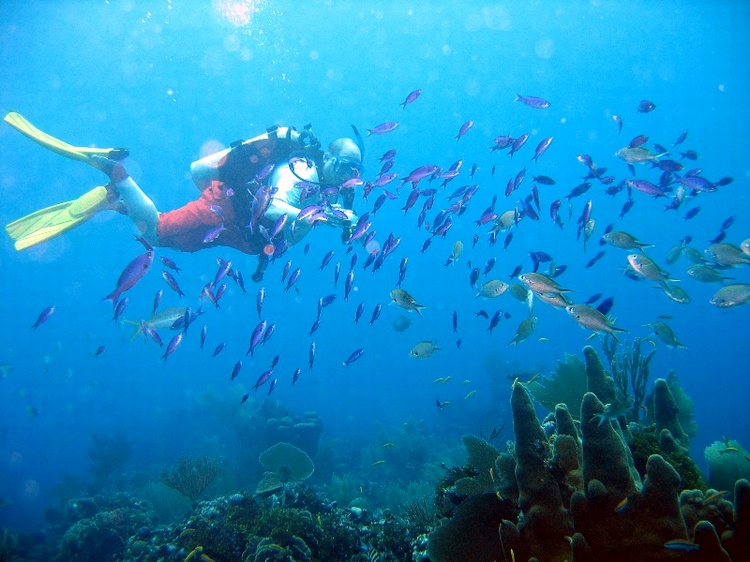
1,0,749,533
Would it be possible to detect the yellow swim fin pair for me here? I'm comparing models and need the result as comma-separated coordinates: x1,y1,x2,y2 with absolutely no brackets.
3,111,128,251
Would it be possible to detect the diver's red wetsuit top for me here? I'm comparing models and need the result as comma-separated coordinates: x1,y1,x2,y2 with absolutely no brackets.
156,181,264,254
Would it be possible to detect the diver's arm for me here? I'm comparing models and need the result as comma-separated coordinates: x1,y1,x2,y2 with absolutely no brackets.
264,163,318,244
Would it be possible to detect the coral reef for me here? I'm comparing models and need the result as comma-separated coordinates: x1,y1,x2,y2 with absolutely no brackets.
426,346,746,562
88,430,133,494
705,439,750,492
57,493,157,562
160,455,222,505
603,336,655,421
525,352,588,418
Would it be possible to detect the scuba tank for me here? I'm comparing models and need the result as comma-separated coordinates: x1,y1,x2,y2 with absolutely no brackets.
190,125,320,190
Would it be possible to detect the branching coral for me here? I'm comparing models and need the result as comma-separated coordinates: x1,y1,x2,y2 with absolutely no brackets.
603,336,655,421
160,455,221,505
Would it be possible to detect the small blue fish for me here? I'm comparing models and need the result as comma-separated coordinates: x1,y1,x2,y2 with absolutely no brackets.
247,320,267,356
113,297,128,322
342,348,365,366
267,378,278,395
354,302,365,324
369,304,382,326
212,343,225,357
285,268,301,292
455,120,474,141
292,368,301,384
200,325,207,349
162,333,183,361
162,270,185,298
159,256,180,272
309,342,316,370
31,306,55,330
230,361,242,381
344,270,354,301
319,250,335,270
152,289,163,314
104,251,154,306
202,224,226,244
367,121,399,136
253,369,273,391
400,89,421,109
514,94,550,109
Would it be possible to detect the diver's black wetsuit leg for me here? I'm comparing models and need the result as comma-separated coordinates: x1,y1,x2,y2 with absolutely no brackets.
252,254,269,282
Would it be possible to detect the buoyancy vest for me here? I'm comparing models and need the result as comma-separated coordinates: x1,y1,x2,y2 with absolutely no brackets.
189,125,322,191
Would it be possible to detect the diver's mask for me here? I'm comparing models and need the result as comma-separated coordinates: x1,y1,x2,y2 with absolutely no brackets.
332,156,363,177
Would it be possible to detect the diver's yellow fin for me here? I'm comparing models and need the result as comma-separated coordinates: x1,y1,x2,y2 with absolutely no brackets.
5,186,109,251
4,112,128,163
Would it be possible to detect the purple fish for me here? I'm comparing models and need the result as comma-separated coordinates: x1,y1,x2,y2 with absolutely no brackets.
267,378,278,395
676,176,715,193
637,100,656,113
255,288,265,319
159,256,180,272
626,179,668,197
161,333,183,361
162,270,185,298
31,305,55,329
284,268,301,292
684,207,701,220
230,361,242,382
401,165,439,188
628,135,648,148
374,173,398,189
488,310,502,332
134,234,154,251
113,297,128,322
103,251,154,306
152,289,163,314
367,121,399,136
400,89,421,109
342,348,365,366
308,342,316,370
212,342,225,357
200,325,207,349
508,133,529,157
247,320,267,356
612,115,623,134
203,224,226,244
455,120,474,141
619,198,635,218
344,270,354,301
369,304,382,326
261,323,276,345
531,137,553,163
596,296,615,316
346,221,372,244
253,369,274,390
515,94,551,109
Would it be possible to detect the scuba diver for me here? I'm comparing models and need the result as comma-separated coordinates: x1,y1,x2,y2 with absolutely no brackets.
3,112,365,282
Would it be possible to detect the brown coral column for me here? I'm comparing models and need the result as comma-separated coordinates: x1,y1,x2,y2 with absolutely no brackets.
511,381,573,560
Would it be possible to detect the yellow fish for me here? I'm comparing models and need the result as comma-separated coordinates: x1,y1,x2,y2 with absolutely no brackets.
464,390,477,400
372,460,386,467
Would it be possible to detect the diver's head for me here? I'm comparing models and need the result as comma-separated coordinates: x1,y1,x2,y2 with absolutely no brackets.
323,138,363,186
